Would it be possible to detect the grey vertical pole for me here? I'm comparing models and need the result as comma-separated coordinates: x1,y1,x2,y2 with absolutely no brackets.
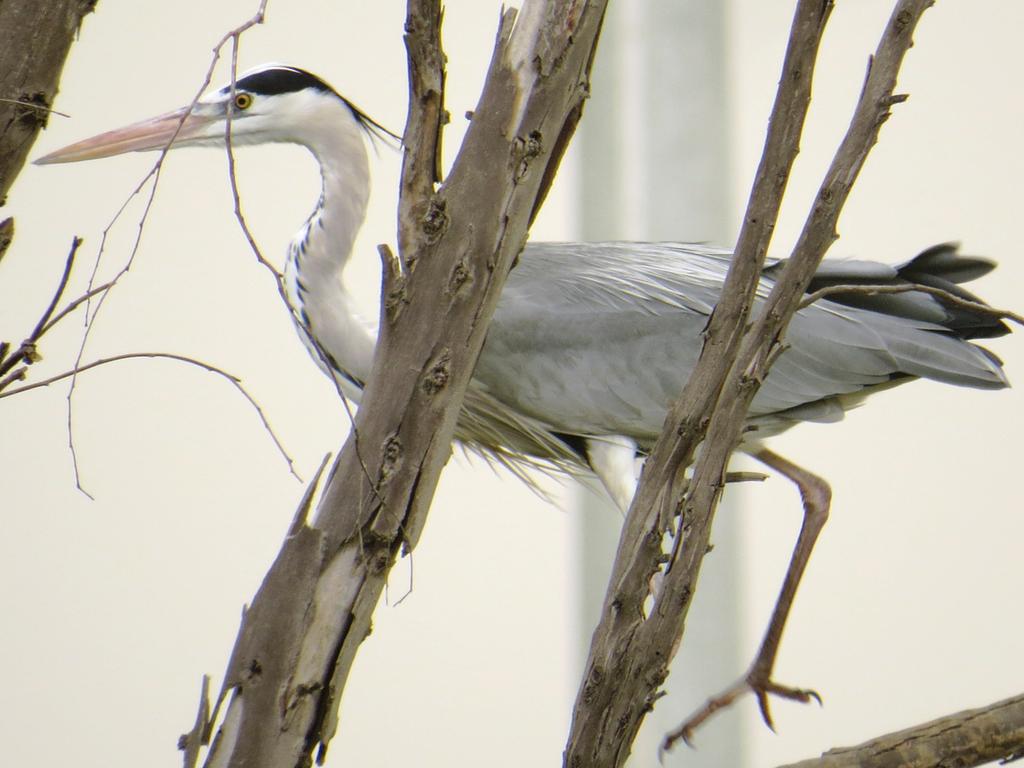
573,2,745,765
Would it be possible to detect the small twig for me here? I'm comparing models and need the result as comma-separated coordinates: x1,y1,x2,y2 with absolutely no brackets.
224,20,287,294
1,352,300,481
178,674,211,768
217,4,384,517
64,0,271,495
74,0,270,331
799,281,1024,326
0,237,83,379
725,470,768,484
40,281,114,335
0,96,71,118
0,366,27,392
31,237,83,337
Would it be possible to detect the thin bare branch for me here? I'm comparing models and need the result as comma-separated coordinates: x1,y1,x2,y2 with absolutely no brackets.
0,96,71,118
566,2,835,764
0,236,82,380
62,0,271,495
224,21,287,292
1,352,299,480
40,281,114,335
799,281,1024,326
0,365,27,391
30,236,81,337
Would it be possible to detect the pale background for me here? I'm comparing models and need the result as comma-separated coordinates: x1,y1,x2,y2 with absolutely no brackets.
1,2,1021,767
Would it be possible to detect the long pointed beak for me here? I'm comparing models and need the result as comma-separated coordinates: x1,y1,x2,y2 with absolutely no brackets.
34,107,217,165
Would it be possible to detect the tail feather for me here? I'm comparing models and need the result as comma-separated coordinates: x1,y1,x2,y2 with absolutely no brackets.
803,243,1011,340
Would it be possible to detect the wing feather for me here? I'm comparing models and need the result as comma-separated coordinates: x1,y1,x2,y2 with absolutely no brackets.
474,242,1007,447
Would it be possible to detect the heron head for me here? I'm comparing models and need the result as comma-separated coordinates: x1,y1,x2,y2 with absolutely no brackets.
35,64,395,165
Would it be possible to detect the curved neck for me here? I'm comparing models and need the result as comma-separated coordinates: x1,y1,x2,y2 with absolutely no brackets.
284,122,378,396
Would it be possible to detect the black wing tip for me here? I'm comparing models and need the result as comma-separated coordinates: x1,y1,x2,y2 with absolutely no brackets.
901,242,997,284
803,242,1012,340
900,243,1010,339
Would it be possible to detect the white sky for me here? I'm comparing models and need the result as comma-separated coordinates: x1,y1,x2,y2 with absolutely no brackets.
1,2,1022,767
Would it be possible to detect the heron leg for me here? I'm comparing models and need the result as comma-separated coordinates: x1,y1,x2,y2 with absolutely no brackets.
668,447,830,746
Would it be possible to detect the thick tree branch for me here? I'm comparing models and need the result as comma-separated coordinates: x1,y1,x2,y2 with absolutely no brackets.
197,3,608,766
663,0,935,747
566,2,937,765
775,693,1024,768
0,0,96,205
565,2,834,764
0,1,97,395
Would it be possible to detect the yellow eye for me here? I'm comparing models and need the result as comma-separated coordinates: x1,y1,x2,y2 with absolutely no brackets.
234,92,253,110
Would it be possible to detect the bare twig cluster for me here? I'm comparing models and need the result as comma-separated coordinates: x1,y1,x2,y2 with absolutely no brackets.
0,236,88,393
0,0,303,492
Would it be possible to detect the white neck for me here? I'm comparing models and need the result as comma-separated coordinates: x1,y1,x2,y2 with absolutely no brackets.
283,105,377,400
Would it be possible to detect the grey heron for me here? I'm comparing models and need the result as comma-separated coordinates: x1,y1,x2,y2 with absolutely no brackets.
36,63,1013,732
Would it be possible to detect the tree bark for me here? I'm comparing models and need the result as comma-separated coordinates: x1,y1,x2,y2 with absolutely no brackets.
0,0,97,206
775,693,1024,768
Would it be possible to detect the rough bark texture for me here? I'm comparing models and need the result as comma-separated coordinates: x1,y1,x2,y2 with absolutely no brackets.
776,693,1024,768
565,2,938,766
0,0,97,206
564,1,834,764
193,2,608,766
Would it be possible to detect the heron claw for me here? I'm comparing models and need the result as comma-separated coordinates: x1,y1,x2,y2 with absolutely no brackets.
751,675,822,731
662,673,823,755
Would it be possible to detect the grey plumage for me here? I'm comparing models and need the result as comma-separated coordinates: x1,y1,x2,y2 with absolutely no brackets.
475,241,1008,458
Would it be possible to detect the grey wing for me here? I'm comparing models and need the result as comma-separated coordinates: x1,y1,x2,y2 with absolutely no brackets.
477,242,726,441
475,241,1008,446
749,300,1006,430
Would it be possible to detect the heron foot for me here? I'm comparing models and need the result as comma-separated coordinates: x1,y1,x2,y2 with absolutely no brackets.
661,670,822,752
